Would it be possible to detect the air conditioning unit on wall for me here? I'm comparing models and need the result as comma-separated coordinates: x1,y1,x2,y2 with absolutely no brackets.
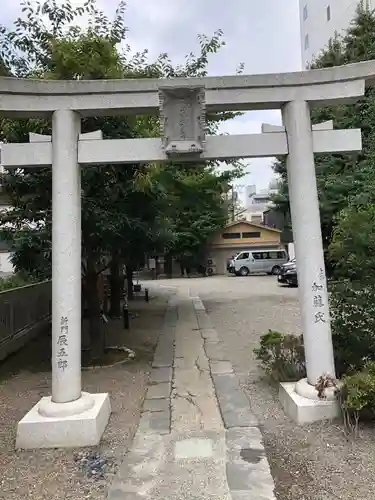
206,257,216,276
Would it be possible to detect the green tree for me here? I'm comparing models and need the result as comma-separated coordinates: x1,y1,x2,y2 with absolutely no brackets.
329,205,375,280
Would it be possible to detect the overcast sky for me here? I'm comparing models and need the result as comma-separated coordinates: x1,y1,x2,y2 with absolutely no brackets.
1,0,302,196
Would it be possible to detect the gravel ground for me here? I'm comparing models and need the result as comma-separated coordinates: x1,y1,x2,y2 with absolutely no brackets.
185,275,375,500
0,292,169,500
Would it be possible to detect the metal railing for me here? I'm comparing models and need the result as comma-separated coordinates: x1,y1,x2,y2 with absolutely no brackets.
0,280,51,359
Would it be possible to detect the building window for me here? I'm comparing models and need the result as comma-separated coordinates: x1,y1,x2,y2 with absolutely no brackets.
304,33,309,50
326,5,331,21
303,4,308,20
242,232,261,238
222,232,241,239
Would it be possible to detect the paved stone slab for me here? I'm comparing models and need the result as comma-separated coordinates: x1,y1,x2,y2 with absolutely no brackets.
109,433,166,496
155,336,174,350
226,462,253,490
195,312,213,330
204,340,227,361
147,382,171,399
192,297,205,310
143,398,170,412
158,326,176,338
171,393,223,432
164,312,177,326
163,301,178,326
150,367,173,384
210,360,234,374
201,328,219,341
213,372,240,392
226,427,264,453
152,474,232,500
231,492,276,500
226,462,276,495
174,438,213,459
173,367,213,396
152,348,174,368
108,489,144,499
212,373,258,428
225,427,274,497
220,408,258,429
138,411,170,434
130,432,167,458
174,335,202,359
174,354,209,371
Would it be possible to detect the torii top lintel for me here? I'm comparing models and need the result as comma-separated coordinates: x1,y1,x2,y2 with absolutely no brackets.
0,60,374,117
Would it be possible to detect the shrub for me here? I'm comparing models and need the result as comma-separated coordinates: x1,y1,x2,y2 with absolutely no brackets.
0,273,36,292
254,330,306,382
329,280,375,376
338,361,375,435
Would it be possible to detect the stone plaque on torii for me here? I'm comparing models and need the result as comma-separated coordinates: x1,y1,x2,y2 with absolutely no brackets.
0,61,370,448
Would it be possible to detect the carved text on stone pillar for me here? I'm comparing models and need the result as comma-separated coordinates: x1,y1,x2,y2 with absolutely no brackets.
312,271,326,323
58,316,69,371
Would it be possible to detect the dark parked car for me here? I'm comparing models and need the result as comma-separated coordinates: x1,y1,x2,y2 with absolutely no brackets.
278,258,298,286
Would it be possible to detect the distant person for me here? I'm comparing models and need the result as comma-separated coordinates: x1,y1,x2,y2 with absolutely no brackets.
180,262,185,277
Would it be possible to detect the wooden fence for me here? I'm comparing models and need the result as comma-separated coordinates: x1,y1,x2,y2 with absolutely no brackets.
0,280,51,361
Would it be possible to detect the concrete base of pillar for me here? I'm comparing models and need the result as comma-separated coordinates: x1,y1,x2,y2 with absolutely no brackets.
279,382,340,424
16,393,111,449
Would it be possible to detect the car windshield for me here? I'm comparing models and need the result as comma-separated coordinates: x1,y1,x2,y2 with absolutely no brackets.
235,252,249,260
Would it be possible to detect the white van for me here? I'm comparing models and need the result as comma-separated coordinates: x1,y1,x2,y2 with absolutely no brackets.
233,249,288,276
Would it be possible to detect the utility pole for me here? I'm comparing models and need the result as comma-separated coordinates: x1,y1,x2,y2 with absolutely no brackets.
231,186,235,222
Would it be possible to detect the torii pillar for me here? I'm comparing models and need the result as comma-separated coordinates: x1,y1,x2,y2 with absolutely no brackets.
15,112,111,449
263,114,340,423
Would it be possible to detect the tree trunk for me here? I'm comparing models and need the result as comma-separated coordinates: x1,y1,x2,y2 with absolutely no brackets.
165,253,173,279
109,251,121,317
86,262,104,359
126,264,134,300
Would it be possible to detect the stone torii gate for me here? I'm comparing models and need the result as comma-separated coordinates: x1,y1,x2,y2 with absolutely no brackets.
0,61,372,448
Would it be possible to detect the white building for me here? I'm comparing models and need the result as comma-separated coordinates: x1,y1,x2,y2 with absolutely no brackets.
300,0,373,67
245,184,256,209
243,180,279,224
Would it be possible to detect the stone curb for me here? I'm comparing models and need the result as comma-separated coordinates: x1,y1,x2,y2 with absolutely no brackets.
81,347,136,371
136,295,176,436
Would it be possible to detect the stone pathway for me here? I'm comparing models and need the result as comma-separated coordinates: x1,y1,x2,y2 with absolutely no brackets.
107,287,275,499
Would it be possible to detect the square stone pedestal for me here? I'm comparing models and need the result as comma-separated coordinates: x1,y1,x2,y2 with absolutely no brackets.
16,393,111,449
279,382,340,424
